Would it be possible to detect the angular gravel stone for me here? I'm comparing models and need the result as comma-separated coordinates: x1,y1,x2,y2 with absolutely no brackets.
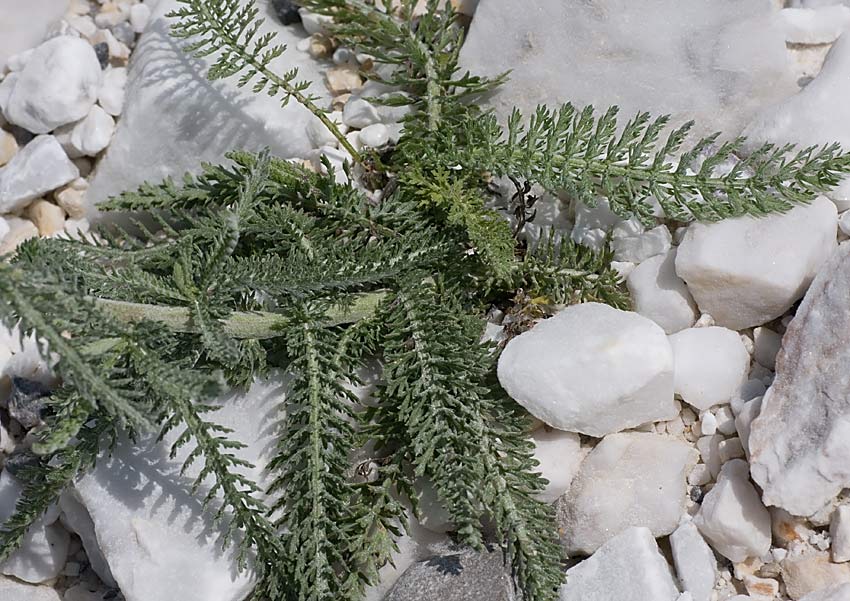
749,242,850,516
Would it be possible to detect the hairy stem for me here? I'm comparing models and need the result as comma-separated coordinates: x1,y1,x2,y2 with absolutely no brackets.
94,291,386,339
190,0,363,162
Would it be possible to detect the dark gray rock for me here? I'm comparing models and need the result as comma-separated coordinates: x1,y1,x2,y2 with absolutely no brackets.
384,548,518,601
8,377,50,429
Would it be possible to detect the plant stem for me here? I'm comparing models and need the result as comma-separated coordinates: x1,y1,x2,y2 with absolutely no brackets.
94,291,386,339
192,0,363,163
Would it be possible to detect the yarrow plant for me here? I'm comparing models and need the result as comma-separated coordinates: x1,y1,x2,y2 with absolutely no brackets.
1,1,849,600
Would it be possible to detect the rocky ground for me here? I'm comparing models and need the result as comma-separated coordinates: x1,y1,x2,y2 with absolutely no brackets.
2,0,850,601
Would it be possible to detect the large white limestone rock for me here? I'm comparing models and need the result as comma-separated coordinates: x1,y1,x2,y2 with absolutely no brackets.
559,527,680,601
0,0,69,72
694,459,772,562
675,196,837,330
0,471,69,584
627,249,698,334
497,303,676,437
749,242,850,517
2,37,103,134
0,135,79,213
669,327,750,411
87,0,331,206
556,432,698,555
72,375,288,601
458,0,796,140
670,519,718,601
743,34,850,210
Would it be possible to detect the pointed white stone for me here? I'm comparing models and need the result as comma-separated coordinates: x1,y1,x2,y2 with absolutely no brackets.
749,242,850,516
670,519,717,601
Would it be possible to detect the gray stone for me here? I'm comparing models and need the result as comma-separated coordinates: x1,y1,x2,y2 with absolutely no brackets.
458,0,796,139
384,548,516,601
87,0,331,206
749,242,850,517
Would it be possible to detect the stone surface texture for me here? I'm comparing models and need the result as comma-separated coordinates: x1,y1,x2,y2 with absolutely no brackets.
749,242,850,517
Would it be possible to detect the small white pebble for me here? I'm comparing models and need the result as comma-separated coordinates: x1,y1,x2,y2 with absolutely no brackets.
130,2,151,33
739,332,754,356
681,407,697,426
840,211,850,237
831,505,850,562
743,574,779,599
714,406,737,435
772,548,788,562
665,415,685,437
688,463,712,486
359,123,390,148
718,437,745,463
694,313,715,328
700,412,718,436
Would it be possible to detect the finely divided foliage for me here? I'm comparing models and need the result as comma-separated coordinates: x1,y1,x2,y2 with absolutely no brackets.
0,1,848,600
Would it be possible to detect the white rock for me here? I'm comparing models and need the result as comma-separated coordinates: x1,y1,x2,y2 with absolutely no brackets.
753,327,782,371
58,491,116,586
736,396,763,459
696,434,724,479
531,427,585,503
688,464,712,487
6,49,34,72
779,6,850,44
0,135,78,213
0,0,69,71
840,211,850,237
749,242,850,517
670,519,718,601
557,432,697,554
676,195,837,330
715,406,737,436
87,0,330,205
700,413,718,436
719,438,746,463
306,111,346,148
800,584,850,601
98,67,127,116
743,34,850,211
69,105,115,156
782,549,850,600
359,123,390,148
744,575,780,600
130,2,152,33
298,8,333,35
571,198,622,250
694,459,771,563
627,249,698,334
831,506,850,562
612,225,672,264
72,375,288,601
0,577,62,601
2,36,102,134
459,0,796,140
0,471,69,583
669,327,750,411
342,97,381,128
497,303,676,437
558,527,679,601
